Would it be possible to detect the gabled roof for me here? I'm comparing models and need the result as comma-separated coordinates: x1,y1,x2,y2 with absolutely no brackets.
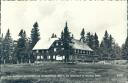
71,39,93,51
33,37,58,50
33,38,93,51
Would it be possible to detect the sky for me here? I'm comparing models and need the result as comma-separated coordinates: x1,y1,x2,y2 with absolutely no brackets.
1,0,127,46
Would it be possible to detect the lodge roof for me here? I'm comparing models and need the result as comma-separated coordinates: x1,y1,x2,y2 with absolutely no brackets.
33,37,58,50
33,38,93,51
71,39,93,51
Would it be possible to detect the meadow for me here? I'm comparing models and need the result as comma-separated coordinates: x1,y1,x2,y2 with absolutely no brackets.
0,62,128,83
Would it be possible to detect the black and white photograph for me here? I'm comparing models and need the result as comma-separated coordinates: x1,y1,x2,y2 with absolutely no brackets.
0,0,128,83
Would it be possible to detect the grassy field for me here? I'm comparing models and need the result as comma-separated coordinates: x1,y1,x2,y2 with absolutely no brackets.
0,62,128,83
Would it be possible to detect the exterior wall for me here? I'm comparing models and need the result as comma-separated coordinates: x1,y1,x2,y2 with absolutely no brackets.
49,40,64,61
72,49,96,62
33,49,49,61
33,40,65,61
33,40,96,62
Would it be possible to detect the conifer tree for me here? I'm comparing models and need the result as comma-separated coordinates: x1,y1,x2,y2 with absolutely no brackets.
30,22,40,49
103,30,109,48
61,31,64,40
92,33,100,57
108,35,116,59
80,28,86,43
86,32,95,49
109,35,113,48
113,43,121,60
86,32,91,47
51,33,57,38
94,33,99,49
62,22,72,62
15,29,28,63
2,29,14,63
71,34,74,39
99,30,116,60
29,22,40,63
100,30,109,60
122,28,128,60
51,33,55,38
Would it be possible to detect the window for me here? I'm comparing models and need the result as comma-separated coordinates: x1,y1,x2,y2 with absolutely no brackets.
86,51,89,54
54,48,57,52
61,43,63,45
37,56,40,59
84,51,86,54
63,56,65,59
79,50,81,54
41,56,43,59
82,50,85,54
56,55,62,60
36,50,39,53
74,50,76,53
48,56,50,59
58,42,61,45
85,51,87,54
76,49,78,53
61,48,64,50
81,50,82,54
53,55,56,59
88,51,90,54
56,42,58,46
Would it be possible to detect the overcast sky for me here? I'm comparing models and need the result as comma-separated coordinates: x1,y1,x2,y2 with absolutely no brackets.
1,1,127,46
